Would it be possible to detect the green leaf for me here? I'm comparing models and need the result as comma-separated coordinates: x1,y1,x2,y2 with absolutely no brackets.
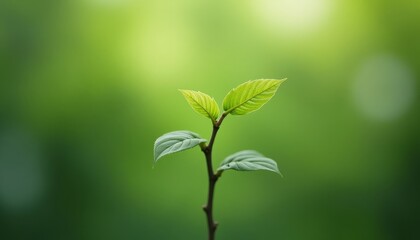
154,130,207,163
218,150,281,175
222,79,286,115
179,89,220,122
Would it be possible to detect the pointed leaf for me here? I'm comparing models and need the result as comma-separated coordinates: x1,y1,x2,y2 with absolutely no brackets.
179,90,220,122
154,130,206,163
223,79,286,115
218,150,281,174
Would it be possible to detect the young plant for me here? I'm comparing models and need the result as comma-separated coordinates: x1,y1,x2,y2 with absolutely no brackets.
153,79,286,240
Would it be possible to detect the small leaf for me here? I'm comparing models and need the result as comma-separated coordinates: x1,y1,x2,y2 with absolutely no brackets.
154,130,207,163
218,150,281,174
179,89,220,122
222,79,286,115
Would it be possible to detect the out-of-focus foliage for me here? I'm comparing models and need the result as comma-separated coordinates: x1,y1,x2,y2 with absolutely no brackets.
0,0,419,239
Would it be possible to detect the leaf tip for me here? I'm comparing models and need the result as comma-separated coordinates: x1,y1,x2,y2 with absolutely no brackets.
275,169,283,177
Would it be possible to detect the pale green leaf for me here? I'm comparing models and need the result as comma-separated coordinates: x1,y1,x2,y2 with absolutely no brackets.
179,89,220,122
222,79,286,115
218,150,281,174
154,130,206,163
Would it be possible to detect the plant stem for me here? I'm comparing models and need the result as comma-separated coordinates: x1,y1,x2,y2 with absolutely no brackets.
201,113,227,240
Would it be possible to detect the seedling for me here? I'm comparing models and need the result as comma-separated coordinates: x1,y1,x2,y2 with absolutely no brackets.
154,79,286,240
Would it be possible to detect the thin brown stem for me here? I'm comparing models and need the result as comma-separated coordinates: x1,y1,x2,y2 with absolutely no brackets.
201,112,227,240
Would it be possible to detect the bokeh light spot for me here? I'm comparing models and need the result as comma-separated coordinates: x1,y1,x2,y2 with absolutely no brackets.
252,0,332,35
125,20,194,82
0,128,46,212
352,55,416,121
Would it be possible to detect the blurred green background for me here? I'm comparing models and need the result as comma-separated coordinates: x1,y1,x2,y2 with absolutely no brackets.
1,0,419,239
